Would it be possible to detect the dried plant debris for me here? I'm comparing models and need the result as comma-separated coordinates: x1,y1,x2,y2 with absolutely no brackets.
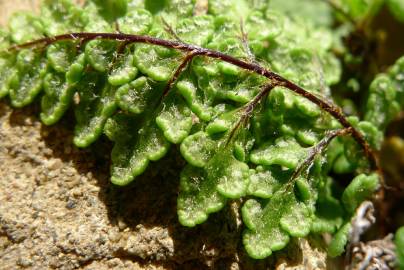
350,235,396,270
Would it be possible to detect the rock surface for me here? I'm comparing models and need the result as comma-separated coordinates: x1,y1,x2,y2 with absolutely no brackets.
0,102,244,269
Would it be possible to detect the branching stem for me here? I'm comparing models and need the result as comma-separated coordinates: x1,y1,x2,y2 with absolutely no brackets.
291,127,353,182
239,18,257,64
161,17,182,42
227,83,275,143
6,32,379,172
161,51,200,98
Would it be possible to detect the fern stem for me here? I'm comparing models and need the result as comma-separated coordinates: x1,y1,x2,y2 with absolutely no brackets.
6,32,380,172
291,127,353,182
226,83,275,144
161,51,200,98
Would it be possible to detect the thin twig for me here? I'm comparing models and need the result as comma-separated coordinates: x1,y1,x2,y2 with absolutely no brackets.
161,51,200,98
116,40,131,54
226,83,275,144
161,17,182,42
115,21,122,33
239,18,257,64
290,127,353,182
5,32,380,172
76,37,92,52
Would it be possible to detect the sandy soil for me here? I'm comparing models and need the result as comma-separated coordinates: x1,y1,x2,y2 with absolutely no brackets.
0,0,38,22
0,1,329,269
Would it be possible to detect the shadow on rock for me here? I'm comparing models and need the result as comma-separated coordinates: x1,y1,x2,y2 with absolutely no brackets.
2,100,279,269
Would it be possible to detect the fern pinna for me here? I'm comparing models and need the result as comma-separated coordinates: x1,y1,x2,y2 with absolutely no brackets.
1,0,403,260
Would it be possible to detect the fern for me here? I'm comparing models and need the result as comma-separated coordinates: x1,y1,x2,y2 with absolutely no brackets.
0,0,403,260
396,226,404,269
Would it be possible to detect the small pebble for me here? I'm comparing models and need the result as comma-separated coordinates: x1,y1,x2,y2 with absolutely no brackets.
47,159,63,170
66,200,76,210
